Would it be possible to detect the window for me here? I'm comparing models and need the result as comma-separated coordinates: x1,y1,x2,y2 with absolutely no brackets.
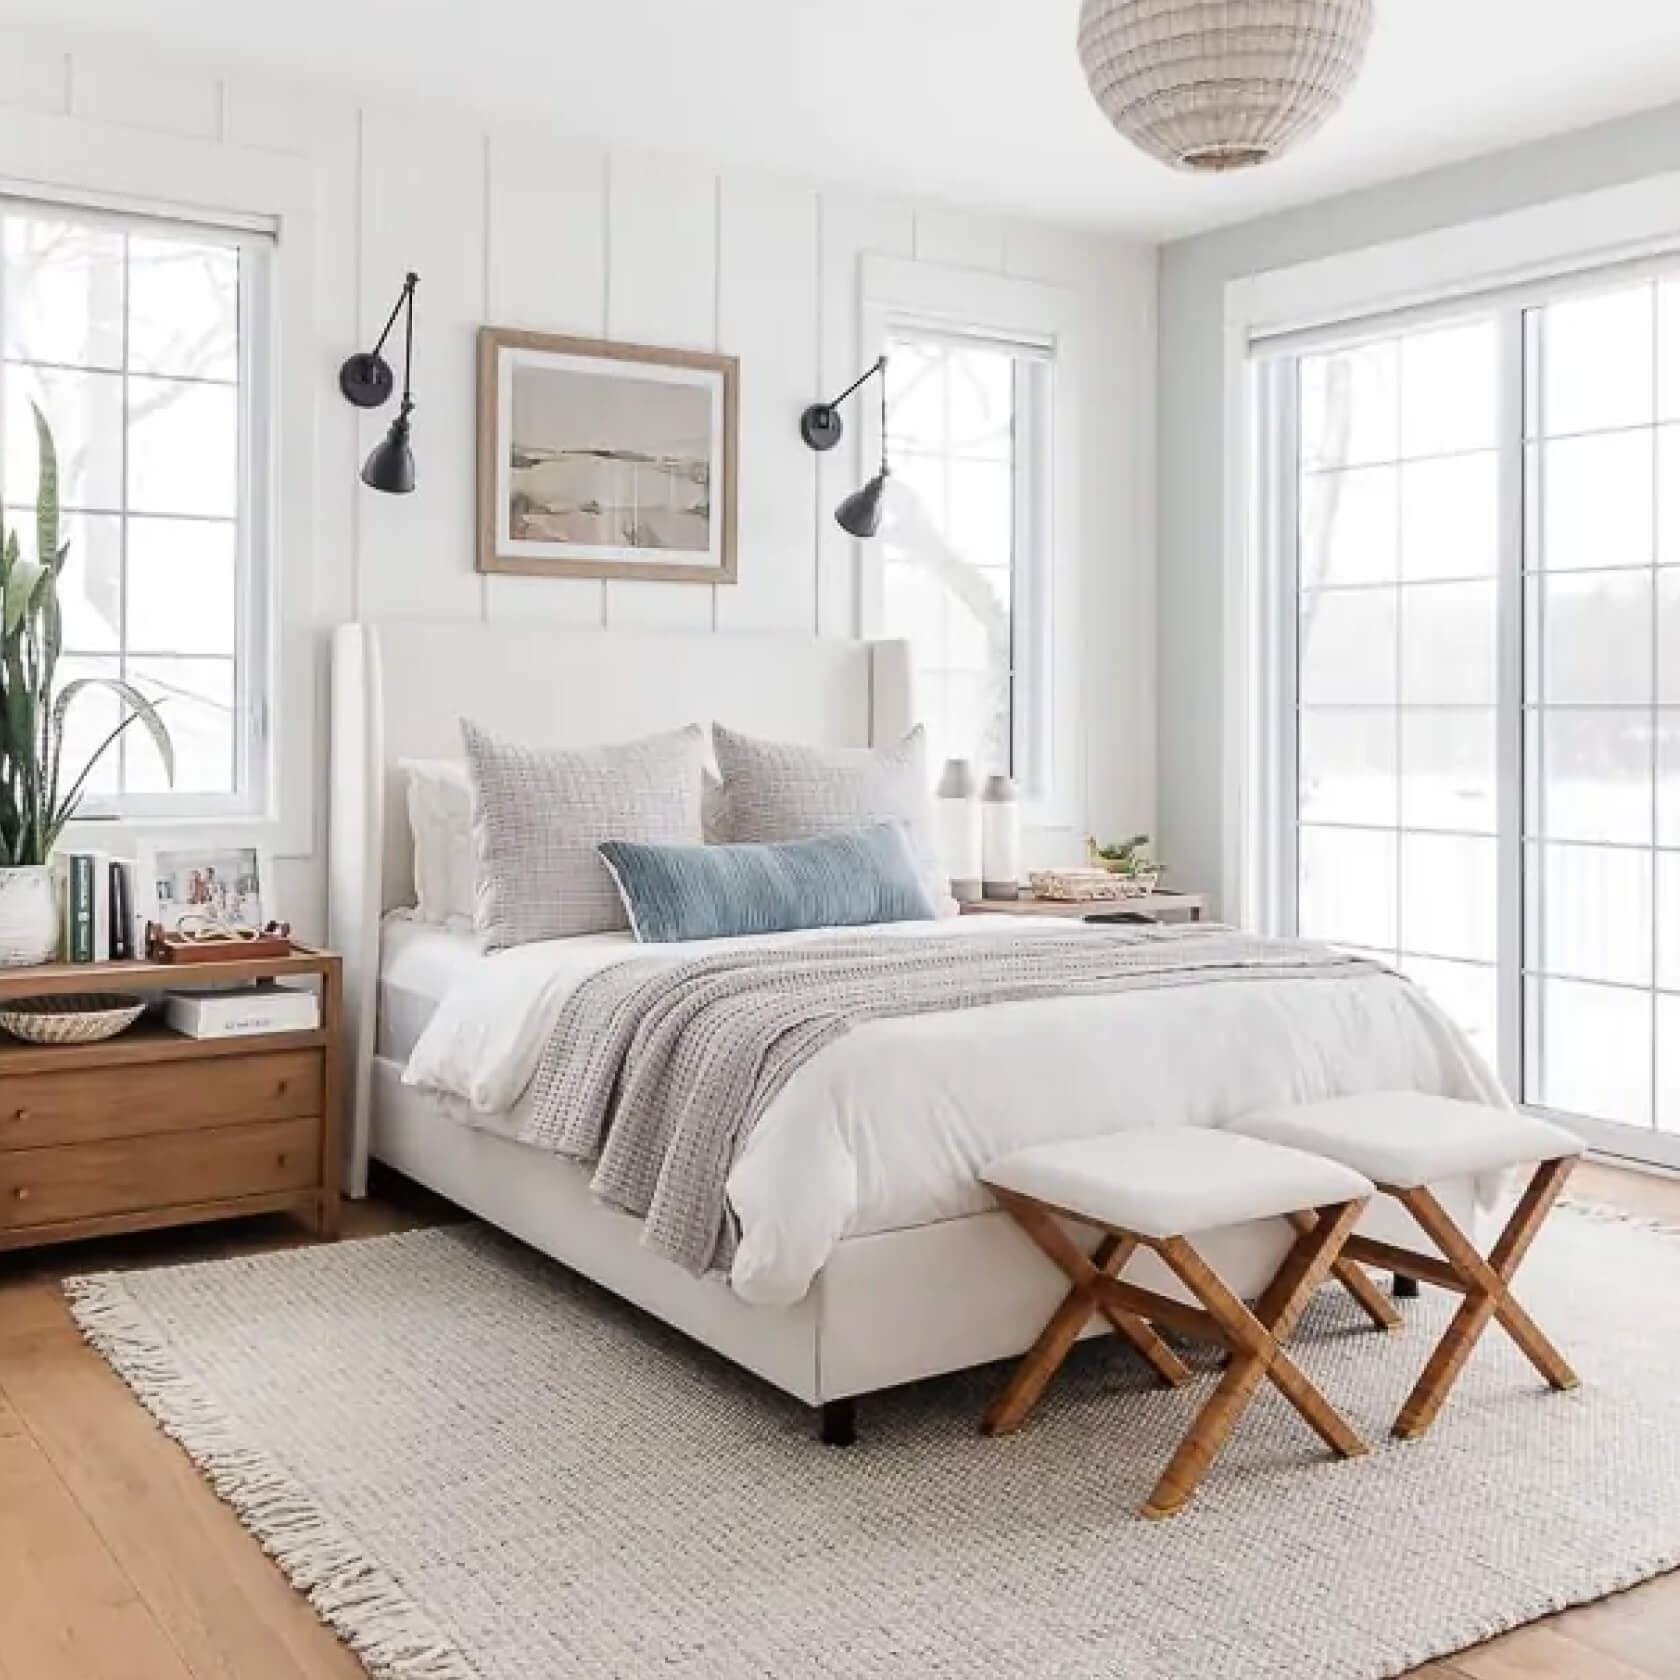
1522,282,1678,1136
1255,269,1680,1164
0,200,271,817
880,328,1053,798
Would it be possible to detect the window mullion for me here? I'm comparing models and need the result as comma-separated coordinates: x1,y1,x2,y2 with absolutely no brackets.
117,230,131,801
1008,360,1027,790
1496,308,1528,1099
1274,363,1302,941
1649,283,1662,1138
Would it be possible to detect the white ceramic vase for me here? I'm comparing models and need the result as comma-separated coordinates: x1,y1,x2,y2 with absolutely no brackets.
981,774,1021,900
0,865,60,966
935,759,983,904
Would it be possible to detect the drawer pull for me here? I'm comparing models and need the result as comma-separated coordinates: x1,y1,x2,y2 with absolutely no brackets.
276,1153,289,1168
276,1080,289,1096
13,1186,29,1202
8,1108,26,1125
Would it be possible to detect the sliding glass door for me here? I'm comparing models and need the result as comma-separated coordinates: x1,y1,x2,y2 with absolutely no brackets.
1261,271,1680,1165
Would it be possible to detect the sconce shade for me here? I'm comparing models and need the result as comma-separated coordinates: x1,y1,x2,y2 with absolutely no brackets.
835,471,888,539
361,406,415,495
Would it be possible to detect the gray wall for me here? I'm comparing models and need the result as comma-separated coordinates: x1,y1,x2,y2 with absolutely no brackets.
1157,101,1680,910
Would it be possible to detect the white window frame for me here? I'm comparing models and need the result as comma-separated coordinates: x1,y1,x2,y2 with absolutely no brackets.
0,197,277,822
0,106,319,863
859,256,1082,833
876,320,1055,799
1223,167,1680,1171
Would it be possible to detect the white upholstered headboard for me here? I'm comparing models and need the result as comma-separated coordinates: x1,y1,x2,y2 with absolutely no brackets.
328,620,914,1193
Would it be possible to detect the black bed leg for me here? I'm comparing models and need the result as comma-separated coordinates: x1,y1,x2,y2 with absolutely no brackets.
819,1399,857,1447
1393,1272,1421,1300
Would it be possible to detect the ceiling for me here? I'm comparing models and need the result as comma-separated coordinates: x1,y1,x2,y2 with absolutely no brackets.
14,0,1680,240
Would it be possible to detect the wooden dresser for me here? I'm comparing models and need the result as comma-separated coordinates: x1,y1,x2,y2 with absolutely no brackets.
0,947,341,1252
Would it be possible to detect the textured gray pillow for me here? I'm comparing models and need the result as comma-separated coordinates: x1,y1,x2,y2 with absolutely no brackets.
462,719,707,948
711,724,953,915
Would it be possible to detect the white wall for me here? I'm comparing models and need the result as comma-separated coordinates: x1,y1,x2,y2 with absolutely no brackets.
0,24,1157,937
1157,99,1680,913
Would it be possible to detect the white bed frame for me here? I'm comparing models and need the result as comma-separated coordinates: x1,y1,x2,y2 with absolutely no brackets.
328,620,1477,1433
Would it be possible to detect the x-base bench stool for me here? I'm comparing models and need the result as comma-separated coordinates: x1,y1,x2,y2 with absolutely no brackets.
980,1127,1377,1519
1229,1093,1584,1439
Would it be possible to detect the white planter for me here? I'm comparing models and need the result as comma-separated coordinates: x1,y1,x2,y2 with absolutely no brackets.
0,865,60,966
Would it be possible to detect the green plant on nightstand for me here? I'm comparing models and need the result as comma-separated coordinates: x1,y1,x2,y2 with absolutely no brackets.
0,404,173,965
1088,833,1163,893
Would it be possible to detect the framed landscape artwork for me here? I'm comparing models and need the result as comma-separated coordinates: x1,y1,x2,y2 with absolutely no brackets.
476,327,739,584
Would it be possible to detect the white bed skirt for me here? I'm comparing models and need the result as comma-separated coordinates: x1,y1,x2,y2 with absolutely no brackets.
370,1058,1487,1407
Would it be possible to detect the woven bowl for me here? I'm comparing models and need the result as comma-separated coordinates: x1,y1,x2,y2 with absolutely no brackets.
0,992,147,1045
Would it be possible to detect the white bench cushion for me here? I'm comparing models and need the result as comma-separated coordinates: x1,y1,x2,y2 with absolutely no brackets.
982,1128,1374,1240
1228,1093,1584,1191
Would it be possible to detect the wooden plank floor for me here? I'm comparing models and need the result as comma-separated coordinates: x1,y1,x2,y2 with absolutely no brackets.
0,1161,1675,1679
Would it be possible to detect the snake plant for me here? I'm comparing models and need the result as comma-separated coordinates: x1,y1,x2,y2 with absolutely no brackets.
0,404,172,866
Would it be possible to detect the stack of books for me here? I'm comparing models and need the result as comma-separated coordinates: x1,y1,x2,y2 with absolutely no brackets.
54,852,137,962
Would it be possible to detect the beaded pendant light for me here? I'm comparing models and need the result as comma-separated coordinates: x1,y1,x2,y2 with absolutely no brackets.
1077,0,1375,173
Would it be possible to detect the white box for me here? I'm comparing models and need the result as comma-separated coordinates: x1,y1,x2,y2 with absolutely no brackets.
163,984,320,1040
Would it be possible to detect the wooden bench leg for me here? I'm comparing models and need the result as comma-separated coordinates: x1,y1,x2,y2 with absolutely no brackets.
1141,1338,1270,1519
1288,1208,1400,1332
982,1195,1190,1438
982,1230,1134,1437
1390,1157,1578,1441
1143,1202,1370,1519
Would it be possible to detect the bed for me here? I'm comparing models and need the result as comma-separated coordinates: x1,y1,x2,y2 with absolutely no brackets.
328,620,1502,1434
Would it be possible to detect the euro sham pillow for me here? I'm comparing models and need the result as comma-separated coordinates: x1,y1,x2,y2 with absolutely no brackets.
710,723,955,916
462,719,707,949
400,758,474,927
599,823,936,944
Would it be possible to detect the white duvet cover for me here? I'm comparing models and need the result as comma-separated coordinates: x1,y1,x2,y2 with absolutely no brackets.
402,918,1504,1306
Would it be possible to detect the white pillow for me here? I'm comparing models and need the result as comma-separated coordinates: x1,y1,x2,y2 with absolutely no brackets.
401,759,475,927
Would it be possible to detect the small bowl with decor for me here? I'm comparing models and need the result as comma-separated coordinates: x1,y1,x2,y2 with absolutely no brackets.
0,993,147,1045
1087,834,1163,897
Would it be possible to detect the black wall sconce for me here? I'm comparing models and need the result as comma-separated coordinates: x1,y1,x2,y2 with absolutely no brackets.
799,355,890,539
340,272,420,494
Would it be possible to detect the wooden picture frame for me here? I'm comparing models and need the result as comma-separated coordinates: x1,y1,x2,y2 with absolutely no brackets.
476,327,739,585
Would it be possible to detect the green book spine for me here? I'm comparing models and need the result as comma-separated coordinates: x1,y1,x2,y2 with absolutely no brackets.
70,853,94,963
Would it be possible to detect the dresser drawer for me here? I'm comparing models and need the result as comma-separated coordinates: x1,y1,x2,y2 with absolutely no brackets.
0,1116,322,1232
0,1049,322,1150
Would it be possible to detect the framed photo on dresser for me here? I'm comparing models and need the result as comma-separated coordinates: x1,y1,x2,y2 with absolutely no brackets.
476,327,739,585
136,841,275,938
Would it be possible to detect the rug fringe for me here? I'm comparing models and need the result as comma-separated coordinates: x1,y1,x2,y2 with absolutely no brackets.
1561,1195,1680,1240
66,1274,482,1680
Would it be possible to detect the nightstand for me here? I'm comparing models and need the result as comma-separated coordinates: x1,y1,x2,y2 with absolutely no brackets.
0,946,341,1253
961,890,1207,924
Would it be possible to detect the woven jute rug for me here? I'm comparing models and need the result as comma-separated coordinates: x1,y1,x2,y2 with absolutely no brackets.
67,1205,1680,1680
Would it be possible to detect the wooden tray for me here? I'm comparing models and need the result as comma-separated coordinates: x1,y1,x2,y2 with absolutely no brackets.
145,928,296,963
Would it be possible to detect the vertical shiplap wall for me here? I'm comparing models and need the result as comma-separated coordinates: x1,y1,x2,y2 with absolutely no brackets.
2,26,1158,934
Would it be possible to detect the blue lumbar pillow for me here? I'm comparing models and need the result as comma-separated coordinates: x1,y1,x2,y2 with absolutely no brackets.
598,823,937,944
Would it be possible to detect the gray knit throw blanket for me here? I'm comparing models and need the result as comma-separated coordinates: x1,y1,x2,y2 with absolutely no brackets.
518,924,1378,1275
